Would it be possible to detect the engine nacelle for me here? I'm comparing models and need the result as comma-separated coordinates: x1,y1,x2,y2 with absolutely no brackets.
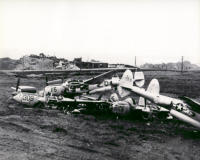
111,77,119,86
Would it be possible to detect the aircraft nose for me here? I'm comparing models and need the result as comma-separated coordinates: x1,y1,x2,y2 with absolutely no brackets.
12,91,17,96
111,102,121,113
111,101,130,115
38,90,44,97
13,94,21,103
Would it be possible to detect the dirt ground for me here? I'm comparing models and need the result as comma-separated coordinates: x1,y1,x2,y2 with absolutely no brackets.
0,71,200,160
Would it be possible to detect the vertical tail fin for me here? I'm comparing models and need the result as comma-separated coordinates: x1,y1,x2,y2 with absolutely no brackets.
118,70,134,98
119,69,134,87
138,79,159,106
146,79,160,95
134,71,145,87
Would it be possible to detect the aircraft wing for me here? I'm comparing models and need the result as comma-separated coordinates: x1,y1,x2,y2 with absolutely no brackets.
46,79,63,86
180,96,200,114
83,70,116,85
80,95,99,101
47,97,110,106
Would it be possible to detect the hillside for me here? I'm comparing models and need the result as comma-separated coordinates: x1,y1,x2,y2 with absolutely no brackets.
1,55,199,71
0,54,56,70
0,57,20,70
15,56,54,70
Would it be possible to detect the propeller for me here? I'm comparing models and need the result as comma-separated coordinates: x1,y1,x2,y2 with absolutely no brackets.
97,94,103,101
16,77,20,91
62,75,64,83
45,75,48,86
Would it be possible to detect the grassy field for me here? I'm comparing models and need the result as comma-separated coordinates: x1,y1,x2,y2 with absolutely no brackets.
0,71,200,160
144,71,200,98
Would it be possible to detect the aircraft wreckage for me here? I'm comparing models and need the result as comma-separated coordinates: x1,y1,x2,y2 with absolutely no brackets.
11,69,200,130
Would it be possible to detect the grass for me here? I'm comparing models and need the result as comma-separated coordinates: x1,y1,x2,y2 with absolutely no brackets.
143,71,200,98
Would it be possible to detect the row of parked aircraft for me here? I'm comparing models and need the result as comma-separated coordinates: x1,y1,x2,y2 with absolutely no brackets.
11,69,200,129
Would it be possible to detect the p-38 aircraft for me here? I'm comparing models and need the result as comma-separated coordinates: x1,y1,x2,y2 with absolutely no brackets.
11,78,46,107
118,70,200,129
42,70,118,98
11,69,200,130
11,70,118,107
11,69,170,118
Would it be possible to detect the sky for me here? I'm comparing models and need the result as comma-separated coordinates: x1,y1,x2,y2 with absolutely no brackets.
0,0,200,66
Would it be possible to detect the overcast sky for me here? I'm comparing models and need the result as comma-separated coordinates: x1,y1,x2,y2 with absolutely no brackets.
0,0,200,66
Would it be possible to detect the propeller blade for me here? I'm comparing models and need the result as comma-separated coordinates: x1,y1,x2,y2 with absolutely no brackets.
45,76,48,86
16,77,20,91
98,94,103,101
62,75,64,83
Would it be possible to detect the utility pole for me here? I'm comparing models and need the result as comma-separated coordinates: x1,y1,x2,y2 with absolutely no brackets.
22,56,24,71
135,56,137,67
181,56,184,72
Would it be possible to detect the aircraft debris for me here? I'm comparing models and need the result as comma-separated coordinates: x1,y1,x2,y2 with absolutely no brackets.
10,69,200,130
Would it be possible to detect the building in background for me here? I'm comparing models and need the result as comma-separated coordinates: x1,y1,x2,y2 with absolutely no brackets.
73,58,108,69
108,63,136,68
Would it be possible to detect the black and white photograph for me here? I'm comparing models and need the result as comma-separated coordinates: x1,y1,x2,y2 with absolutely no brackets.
0,0,200,159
